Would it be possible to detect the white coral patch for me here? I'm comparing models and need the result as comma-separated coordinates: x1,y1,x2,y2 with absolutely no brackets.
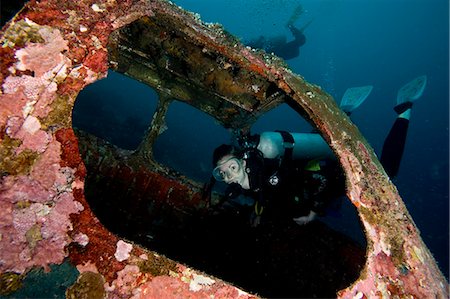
22,115,41,134
73,233,89,246
114,240,133,262
353,291,364,299
4,75,56,101
189,273,215,292
306,91,315,98
91,3,106,12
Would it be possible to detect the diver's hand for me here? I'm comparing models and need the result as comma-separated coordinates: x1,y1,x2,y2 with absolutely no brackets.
293,211,317,225
250,215,261,227
249,211,261,227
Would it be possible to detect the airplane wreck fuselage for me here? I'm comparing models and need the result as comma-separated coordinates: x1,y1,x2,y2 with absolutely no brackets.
0,0,448,298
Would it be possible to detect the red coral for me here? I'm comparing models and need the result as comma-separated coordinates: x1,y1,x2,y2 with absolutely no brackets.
68,199,123,283
0,46,16,84
57,76,87,96
83,50,108,74
92,21,111,44
67,47,88,65
25,7,71,29
55,128,82,168
55,128,86,178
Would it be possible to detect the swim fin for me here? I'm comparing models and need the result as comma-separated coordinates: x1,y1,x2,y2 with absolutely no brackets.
340,85,373,114
286,4,304,27
396,75,427,105
298,18,314,33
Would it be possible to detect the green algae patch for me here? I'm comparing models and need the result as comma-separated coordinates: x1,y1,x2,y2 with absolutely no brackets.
387,232,406,268
138,254,178,276
359,206,378,226
0,136,38,176
359,206,406,268
25,224,43,250
66,271,105,299
0,272,23,296
2,19,45,48
41,94,74,130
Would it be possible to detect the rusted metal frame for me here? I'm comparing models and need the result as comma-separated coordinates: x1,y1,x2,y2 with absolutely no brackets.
108,15,285,130
135,92,172,163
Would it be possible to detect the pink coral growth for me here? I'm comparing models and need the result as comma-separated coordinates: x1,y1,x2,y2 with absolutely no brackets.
107,265,145,298
131,275,255,299
0,175,53,204
6,115,52,154
0,92,28,126
14,27,69,77
0,185,84,273
29,139,62,189
76,261,98,273
0,163,83,273
3,74,57,103
1,25,70,125
3,75,58,119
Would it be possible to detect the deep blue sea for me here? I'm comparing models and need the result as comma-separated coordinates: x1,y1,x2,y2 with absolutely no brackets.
73,0,449,279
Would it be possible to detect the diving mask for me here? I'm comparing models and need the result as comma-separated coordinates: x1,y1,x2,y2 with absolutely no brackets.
212,157,244,182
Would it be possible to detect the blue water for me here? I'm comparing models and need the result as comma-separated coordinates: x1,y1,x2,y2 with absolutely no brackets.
74,0,449,279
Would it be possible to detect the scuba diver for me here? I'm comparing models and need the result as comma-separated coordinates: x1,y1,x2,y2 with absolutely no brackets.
245,4,312,61
208,75,427,227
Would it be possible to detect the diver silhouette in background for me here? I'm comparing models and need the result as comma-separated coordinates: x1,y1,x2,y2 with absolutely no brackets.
245,4,312,60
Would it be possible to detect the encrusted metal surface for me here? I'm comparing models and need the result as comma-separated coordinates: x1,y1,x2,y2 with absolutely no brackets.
0,0,448,298
108,15,286,129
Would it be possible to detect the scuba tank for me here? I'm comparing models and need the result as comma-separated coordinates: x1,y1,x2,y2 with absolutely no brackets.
257,131,335,161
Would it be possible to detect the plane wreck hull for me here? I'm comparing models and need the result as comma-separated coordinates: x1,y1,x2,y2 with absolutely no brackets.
0,0,447,298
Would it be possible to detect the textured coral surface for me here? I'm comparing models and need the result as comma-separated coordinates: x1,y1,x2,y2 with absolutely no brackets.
0,0,448,298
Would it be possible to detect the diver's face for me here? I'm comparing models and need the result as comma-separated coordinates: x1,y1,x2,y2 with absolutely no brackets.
213,155,249,189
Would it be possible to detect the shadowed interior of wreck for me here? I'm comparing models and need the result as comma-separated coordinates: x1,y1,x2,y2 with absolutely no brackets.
71,16,368,298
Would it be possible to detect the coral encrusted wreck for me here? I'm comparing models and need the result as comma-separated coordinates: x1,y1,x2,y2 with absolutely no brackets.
0,0,448,298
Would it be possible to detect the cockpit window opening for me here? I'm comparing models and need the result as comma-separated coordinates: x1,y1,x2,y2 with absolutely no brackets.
72,70,158,151
153,100,232,183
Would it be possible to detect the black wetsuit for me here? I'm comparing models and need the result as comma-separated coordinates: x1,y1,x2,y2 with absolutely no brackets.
269,24,306,60
223,116,409,224
224,149,345,225
246,25,306,61
380,117,409,178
